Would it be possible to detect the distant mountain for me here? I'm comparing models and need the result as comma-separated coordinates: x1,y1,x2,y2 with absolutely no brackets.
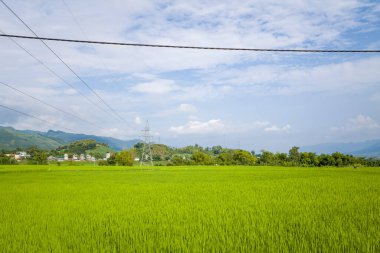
301,139,380,157
0,126,140,151
35,130,140,151
0,126,63,150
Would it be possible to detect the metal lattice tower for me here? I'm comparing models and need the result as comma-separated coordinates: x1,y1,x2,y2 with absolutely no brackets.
140,120,153,166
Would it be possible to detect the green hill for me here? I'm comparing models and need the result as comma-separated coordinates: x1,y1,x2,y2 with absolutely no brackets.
55,139,114,157
0,127,64,150
0,126,140,151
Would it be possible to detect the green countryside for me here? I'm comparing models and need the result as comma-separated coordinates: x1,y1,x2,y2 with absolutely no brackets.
1,165,379,252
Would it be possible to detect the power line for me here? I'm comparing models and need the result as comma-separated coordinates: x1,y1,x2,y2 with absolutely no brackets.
0,80,107,131
58,0,138,131
0,29,110,116
1,33,380,53
61,0,90,43
0,0,128,125
0,104,76,133
60,0,111,73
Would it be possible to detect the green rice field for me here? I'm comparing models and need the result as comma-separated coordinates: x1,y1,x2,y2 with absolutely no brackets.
0,165,379,252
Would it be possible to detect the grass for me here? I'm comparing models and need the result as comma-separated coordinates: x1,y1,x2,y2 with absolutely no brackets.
0,165,379,252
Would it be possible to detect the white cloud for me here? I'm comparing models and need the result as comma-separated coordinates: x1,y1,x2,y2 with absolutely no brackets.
348,115,379,130
264,124,291,133
178,103,197,114
168,119,291,135
131,79,177,94
169,119,224,134
252,121,270,128
134,116,142,125
332,114,380,131
205,56,380,95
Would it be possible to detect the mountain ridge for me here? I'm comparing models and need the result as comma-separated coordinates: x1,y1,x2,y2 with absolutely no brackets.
301,139,380,157
0,126,139,151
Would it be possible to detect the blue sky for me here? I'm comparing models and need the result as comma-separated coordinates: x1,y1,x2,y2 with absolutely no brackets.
0,0,380,152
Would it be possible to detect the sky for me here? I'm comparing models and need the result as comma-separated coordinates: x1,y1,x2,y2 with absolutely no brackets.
0,0,380,152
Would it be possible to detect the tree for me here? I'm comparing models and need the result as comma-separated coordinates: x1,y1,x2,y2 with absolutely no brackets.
232,150,257,165
171,155,187,166
216,152,233,165
191,151,213,165
211,145,223,155
116,149,135,166
319,154,335,166
0,154,17,165
107,153,117,165
27,146,47,165
275,153,288,166
289,146,300,165
259,150,275,165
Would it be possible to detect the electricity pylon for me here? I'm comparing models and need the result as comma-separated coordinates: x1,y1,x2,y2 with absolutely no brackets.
140,120,153,166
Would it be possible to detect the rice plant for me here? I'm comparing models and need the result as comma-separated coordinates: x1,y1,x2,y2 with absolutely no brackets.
0,165,379,252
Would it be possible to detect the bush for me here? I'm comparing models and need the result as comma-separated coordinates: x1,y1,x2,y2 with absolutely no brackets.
116,149,135,166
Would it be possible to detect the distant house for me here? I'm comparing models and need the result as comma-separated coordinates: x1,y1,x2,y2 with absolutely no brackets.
86,154,92,160
47,156,56,161
72,154,78,160
64,154,69,161
14,151,29,160
80,154,85,161
106,152,111,159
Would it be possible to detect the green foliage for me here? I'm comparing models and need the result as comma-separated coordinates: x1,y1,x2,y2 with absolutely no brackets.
216,150,256,165
259,150,275,165
256,148,374,167
0,154,17,165
97,160,108,166
191,151,214,165
232,150,257,165
216,151,233,165
57,139,97,154
26,146,48,165
170,155,187,166
0,166,379,251
116,149,135,166
289,146,300,164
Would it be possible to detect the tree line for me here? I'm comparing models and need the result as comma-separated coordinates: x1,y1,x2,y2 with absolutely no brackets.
132,144,380,167
1,143,380,167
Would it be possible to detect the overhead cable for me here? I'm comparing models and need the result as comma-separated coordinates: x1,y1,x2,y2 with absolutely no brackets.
1,33,379,53
0,104,76,133
0,0,128,125
0,81,107,131
0,29,110,116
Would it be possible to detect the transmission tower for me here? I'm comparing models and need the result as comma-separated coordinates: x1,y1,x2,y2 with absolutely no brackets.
140,120,153,166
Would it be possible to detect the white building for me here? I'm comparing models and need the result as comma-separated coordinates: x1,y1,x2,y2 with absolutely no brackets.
64,154,69,161
14,151,29,160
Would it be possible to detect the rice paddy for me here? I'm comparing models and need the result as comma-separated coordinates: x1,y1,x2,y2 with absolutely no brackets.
0,165,379,252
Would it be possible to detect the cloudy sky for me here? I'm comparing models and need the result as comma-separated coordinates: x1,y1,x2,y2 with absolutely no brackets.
0,0,380,152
